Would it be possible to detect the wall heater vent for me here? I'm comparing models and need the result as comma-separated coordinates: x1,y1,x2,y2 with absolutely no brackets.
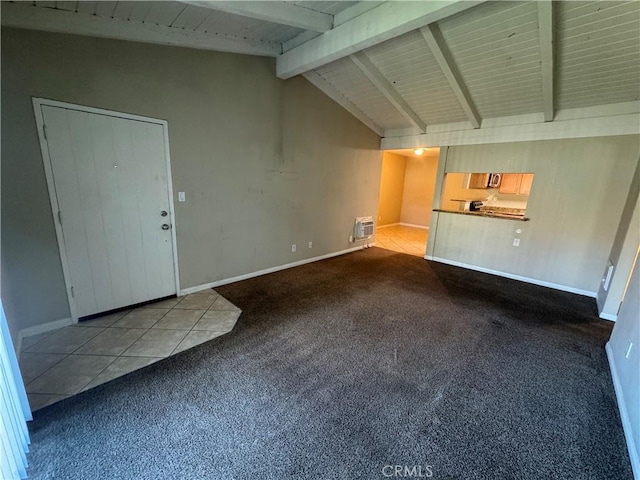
354,216,374,239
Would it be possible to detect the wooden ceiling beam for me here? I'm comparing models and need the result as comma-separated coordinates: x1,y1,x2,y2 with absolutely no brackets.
1,2,281,57
537,0,555,122
303,71,384,136
277,1,483,79
283,2,381,53
381,102,640,148
420,24,481,129
350,51,426,133
182,1,333,33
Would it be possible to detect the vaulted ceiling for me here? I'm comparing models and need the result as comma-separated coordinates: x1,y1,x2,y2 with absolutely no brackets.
3,1,639,144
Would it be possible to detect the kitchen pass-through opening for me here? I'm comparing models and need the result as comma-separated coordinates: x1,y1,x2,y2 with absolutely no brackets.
441,172,534,219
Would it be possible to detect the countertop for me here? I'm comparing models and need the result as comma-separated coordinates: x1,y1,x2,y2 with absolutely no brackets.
433,209,530,221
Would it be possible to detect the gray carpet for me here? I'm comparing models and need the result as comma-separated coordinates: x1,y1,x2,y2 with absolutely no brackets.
26,247,632,479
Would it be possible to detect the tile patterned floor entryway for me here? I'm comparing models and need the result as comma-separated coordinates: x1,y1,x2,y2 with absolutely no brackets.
375,225,428,257
19,289,241,411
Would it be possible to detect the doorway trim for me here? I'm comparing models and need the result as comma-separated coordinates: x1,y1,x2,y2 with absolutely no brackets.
32,98,181,323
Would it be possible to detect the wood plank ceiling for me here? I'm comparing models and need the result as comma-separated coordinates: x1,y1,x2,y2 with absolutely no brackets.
2,1,639,139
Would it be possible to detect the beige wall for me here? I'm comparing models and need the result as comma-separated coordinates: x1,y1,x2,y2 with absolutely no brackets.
1,28,382,340
607,259,640,472
597,158,640,318
377,152,406,226
400,154,438,227
427,137,640,293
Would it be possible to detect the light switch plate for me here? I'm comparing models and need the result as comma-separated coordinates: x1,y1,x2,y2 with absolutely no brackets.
178,192,186,202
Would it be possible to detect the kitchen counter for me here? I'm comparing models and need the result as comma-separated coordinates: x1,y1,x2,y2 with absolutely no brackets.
480,206,526,216
433,209,530,221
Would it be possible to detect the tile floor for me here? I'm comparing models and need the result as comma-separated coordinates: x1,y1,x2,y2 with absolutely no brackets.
19,289,241,411
375,224,428,257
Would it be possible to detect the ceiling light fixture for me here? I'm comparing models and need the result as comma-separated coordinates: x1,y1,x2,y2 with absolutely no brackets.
413,148,425,156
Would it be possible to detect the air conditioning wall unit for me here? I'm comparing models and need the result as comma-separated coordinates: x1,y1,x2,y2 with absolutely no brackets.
354,216,374,239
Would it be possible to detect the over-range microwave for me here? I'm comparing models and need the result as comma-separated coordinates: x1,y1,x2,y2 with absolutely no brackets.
488,173,502,188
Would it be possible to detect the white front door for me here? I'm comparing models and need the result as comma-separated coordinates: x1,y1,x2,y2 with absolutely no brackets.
40,104,177,318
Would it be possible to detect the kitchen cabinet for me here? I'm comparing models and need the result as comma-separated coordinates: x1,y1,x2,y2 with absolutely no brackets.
519,174,534,195
499,173,533,195
466,173,489,189
498,174,520,194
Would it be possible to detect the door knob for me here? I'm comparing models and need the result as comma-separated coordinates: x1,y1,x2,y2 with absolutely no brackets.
161,224,171,230
161,210,168,217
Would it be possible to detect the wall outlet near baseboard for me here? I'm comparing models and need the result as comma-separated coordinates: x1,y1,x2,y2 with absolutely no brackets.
291,244,296,253
308,241,312,249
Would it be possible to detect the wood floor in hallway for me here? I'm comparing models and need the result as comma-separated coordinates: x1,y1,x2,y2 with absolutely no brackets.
374,224,428,257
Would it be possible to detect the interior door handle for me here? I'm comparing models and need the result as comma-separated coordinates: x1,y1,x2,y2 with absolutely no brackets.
161,210,168,217
161,224,171,230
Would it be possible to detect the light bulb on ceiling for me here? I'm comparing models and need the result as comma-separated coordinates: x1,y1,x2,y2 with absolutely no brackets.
413,148,425,156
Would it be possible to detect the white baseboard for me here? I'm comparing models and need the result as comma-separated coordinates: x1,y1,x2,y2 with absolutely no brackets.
399,222,429,230
599,312,618,322
181,245,367,295
425,256,597,298
606,342,640,480
376,222,429,230
376,223,400,229
17,317,75,356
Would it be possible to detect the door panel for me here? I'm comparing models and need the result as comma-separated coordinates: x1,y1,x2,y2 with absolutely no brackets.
42,106,176,317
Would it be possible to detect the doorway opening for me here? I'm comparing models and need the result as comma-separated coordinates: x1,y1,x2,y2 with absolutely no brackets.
376,148,440,257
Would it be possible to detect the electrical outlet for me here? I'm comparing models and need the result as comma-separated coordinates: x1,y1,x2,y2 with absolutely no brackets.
291,244,296,253
178,192,186,202
308,241,313,249
349,235,353,243
513,238,520,247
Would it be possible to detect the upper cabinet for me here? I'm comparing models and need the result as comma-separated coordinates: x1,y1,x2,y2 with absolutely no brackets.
498,174,520,194
519,174,534,195
466,173,490,189
499,173,534,195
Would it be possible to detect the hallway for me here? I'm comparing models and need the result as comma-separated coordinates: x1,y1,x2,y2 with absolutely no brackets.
374,225,428,257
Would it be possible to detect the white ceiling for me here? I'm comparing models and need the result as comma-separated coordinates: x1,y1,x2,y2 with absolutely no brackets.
385,148,441,159
3,1,639,141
